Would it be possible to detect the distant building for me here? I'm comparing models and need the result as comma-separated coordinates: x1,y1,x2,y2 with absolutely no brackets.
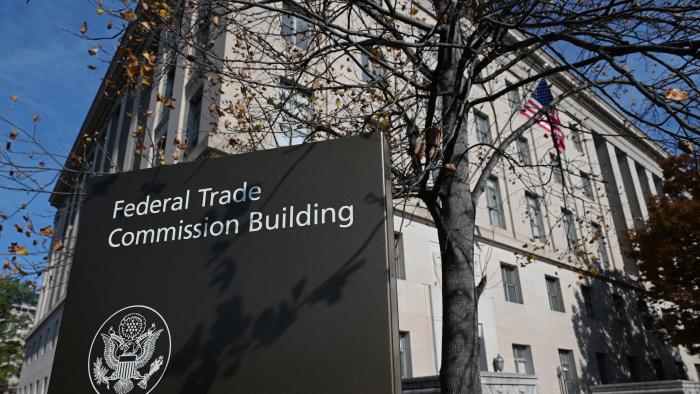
18,4,700,394
2,303,35,394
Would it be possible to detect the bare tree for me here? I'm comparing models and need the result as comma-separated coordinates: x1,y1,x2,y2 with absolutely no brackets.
3,0,699,393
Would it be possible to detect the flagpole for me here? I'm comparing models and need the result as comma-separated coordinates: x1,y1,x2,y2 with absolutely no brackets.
545,112,570,215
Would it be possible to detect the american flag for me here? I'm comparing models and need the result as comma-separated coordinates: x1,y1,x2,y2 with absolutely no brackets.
520,79,566,152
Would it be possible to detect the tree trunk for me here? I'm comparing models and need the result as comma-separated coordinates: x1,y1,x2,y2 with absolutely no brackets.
427,131,482,394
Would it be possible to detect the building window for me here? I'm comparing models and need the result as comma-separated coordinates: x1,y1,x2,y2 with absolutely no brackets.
512,344,534,374
193,3,211,61
394,232,406,280
552,157,564,184
103,110,120,173
281,5,311,49
627,356,640,381
486,177,505,228
581,285,595,319
475,112,491,145
676,361,688,379
546,276,565,312
580,171,594,199
399,331,412,378
152,116,168,167
116,93,136,171
526,193,545,241
653,358,666,380
53,321,60,348
163,66,175,102
506,80,521,111
516,137,531,165
478,323,488,372
278,86,311,146
559,350,579,394
570,123,584,152
591,222,608,266
185,87,203,150
562,209,577,252
612,293,625,319
501,264,523,304
132,87,152,171
596,352,611,384
361,47,386,83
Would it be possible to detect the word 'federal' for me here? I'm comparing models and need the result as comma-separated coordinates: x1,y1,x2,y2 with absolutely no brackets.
112,183,262,219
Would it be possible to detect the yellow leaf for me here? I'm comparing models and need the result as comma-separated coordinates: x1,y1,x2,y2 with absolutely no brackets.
121,10,137,22
410,7,418,16
39,225,53,236
11,244,28,256
96,7,105,15
665,88,689,102
53,241,64,252
335,97,341,108
80,21,88,34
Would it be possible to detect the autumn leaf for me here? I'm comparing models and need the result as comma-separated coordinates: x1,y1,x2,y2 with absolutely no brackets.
10,244,28,256
9,95,19,104
335,97,341,108
96,7,105,15
39,225,53,236
14,224,23,233
32,113,40,122
80,21,88,34
413,136,426,159
53,241,64,252
88,46,100,56
678,139,695,154
665,88,689,102
445,163,457,172
156,94,176,109
9,130,17,140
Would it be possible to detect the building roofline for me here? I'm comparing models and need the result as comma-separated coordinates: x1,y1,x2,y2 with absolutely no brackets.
49,23,143,208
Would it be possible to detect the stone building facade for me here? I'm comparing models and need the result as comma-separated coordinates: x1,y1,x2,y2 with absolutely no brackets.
17,3,700,394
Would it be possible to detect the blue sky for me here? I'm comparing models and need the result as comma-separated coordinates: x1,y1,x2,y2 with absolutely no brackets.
0,0,115,281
